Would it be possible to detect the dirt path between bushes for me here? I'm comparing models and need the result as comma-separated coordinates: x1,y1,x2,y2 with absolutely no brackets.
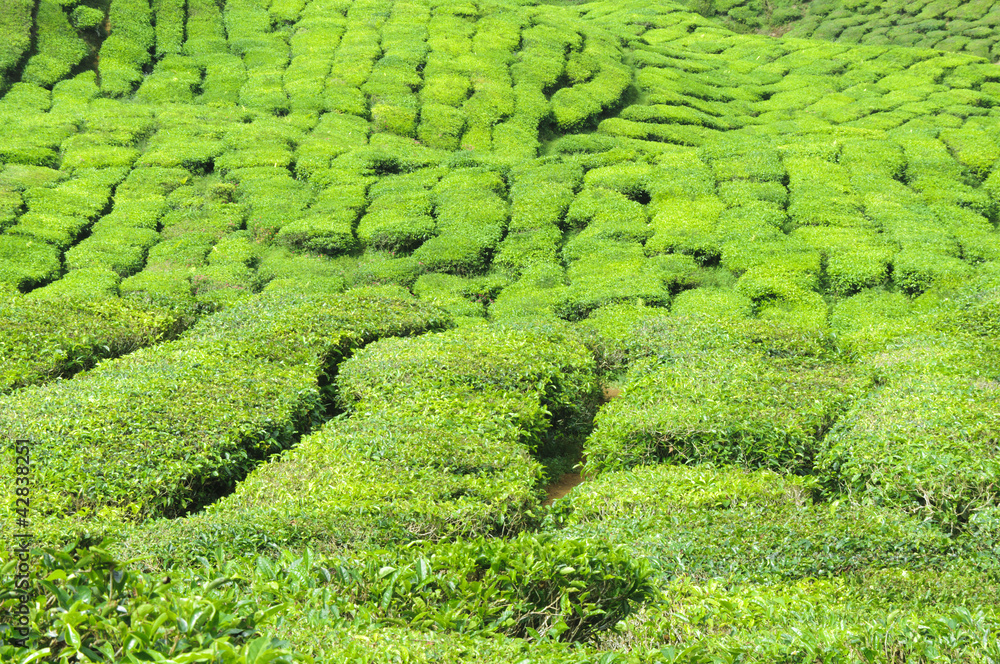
543,470,584,507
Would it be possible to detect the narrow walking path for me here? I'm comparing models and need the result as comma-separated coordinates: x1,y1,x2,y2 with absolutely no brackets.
543,470,584,507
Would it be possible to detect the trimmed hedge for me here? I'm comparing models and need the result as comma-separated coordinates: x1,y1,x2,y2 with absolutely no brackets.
154,0,186,56
21,0,89,87
0,234,62,291
124,322,599,562
0,293,180,394
99,0,155,96
551,463,956,582
0,0,34,82
585,347,857,475
820,368,1000,531
0,289,451,537
356,170,438,253
27,266,121,300
411,168,509,275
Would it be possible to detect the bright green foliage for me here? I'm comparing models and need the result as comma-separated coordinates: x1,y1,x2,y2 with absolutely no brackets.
670,286,753,320
295,113,369,178
183,0,228,55
336,322,597,459
560,243,698,320
2,0,1000,660
136,55,204,104
154,0,186,56
411,168,509,275
494,161,580,277
65,226,161,276
357,169,439,253
551,28,632,131
126,322,597,561
29,266,122,300
0,289,450,529
60,134,141,171
418,103,466,150
0,235,61,291
257,246,352,294
646,196,725,262
586,348,856,475
0,0,34,84
21,0,89,87
576,301,671,375
489,262,570,322
0,293,179,394
71,6,105,32
325,534,653,642
0,541,299,661
8,168,121,249
0,188,22,232
552,463,953,581
579,313,851,475
275,177,367,256
99,0,155,96
412,271,504,322
820,369,1000,530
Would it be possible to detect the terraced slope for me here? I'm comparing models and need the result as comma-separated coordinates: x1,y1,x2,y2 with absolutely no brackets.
676,0,1000,62
1,0,1000,662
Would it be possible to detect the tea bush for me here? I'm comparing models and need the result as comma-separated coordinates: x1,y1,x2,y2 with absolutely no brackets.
0,0,34,85
0,293,180,394
550,463,955,582
3,0,1000,659
0,234,62,291
28,266,122,300
493,162,579,277
332,534,653,643
154,0,187,56
411,168,508,275
99,0,155,96
0,539,303,662
125,323,599,562
0,289,450,536
819,353,1000,529
21,0,88,87
584,346,857,475
357,170,439,253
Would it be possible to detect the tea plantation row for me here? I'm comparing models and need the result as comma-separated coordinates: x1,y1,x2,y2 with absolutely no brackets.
2,0,1000,661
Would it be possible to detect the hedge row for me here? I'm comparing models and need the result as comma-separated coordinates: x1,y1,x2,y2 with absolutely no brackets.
277,167,371,255
356,167,440,254
0,293,180,393
1,169,122,291
122,321,599,563
411,168,509,275
493,161,581,277
551,26,632,132
283,0,347,112
99,0,155,96
183,0,228,56
365,0,429,139
118,168,248,312
0,288,451,545
21,0,88,88
153,0,186,57
136,54,204,104
577,312,853,475
779,0,1000,61
543,460,1000,659
816,273,1000,530
0,0,34,86
322,1,389,116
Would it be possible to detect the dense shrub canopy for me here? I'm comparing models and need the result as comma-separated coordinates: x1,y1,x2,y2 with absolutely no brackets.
3,0,1000,661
